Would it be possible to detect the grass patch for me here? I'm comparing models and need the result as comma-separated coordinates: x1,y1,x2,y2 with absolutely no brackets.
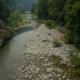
42,39,49,42
45,19,55,29
53,39,62,47
48,33,51,35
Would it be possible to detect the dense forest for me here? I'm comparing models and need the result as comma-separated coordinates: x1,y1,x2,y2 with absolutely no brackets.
31,0,80,48
0,0,37,27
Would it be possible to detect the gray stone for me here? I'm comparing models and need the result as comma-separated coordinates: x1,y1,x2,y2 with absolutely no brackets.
21,65,25,70
46,68,53,72
62,75,65,79
57,74,61,77
25,75,28,78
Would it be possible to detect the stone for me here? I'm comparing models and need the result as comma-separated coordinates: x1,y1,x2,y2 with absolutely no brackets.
57,74,61,77
29,75,32,79
21,75,24,78
45,59,48,62
21,65,25,70
45,63,51,67
57,78,61,80
46,68,53,72
22,69,26,73
40,57,44,59
44,75,48,79
49,74,52,79
62,75,65,79
16,79,19,80
25,75,28,78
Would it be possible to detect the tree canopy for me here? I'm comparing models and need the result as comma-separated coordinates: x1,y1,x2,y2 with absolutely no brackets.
0,0,10,23
31,0,80,48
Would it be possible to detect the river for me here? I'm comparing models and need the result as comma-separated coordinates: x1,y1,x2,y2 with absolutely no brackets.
0,14,39,80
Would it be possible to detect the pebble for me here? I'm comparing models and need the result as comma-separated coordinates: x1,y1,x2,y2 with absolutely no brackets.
62,75,66,79
46,68,53,72
16,24,75,80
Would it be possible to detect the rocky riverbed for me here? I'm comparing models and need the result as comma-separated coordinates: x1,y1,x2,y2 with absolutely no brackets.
16,24,79,80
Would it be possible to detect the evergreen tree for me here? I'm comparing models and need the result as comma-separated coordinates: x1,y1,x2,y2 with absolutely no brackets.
0,0,10,23
36,0,49,19
64,0,80,47
31,2,36,14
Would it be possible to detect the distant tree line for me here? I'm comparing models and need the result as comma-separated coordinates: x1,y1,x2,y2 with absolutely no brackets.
31,0,80,48
0,0,37,28
3,0,37,11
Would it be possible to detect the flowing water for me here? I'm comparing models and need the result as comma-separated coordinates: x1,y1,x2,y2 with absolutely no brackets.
0,14,39,80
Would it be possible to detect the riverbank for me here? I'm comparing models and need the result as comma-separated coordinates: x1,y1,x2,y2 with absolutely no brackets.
16,24,79,80
0,23,13,48
0,15,27,49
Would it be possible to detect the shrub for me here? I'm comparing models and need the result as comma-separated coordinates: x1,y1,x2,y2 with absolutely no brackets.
64,30,73,44
3,32,10,38
45,19,53,26
48,33,51,35
68,50,80,68
8,10,27,28
53,39,62,47
45,19,55,29
42,39,49,42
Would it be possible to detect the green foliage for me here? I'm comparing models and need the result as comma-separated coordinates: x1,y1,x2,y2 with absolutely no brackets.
47,0,66,25
48,33,51,35
45,20,53,26
0,0,11,23
45,20,55,29
64,0,80,48
36,0,49,19
8,10,27,28
68,50,80,68
3,31,11,38
53,39,62,47
31,2,36,14
64,30,73,44
4,0,38,11
16,3,25,13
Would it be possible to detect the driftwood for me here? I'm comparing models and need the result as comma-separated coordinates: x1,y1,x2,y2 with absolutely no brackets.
58,27,67,33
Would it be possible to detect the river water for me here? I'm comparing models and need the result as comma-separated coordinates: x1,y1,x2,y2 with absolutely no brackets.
0,14,39,80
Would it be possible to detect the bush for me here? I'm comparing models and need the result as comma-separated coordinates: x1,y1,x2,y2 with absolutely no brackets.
8,10,27,28
3,32,11,38
48,33,51,35
45,19,55,29
64,30,73,44
53,39,62,47
42,39,49,42
68,50,80,68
